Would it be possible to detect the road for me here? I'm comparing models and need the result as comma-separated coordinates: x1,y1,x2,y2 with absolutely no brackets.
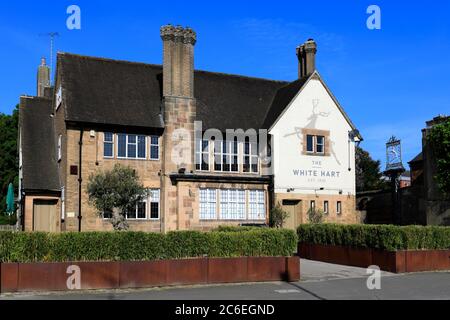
1,260,449,300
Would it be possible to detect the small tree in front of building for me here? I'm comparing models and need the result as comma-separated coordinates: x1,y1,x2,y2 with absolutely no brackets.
87,164,148,231
307,208,325,224
427,118,450,197
269,203,290,228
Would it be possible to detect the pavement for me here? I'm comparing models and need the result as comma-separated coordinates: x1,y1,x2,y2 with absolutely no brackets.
1,259,449,300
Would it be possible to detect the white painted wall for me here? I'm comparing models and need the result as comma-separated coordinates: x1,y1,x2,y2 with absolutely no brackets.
270,77,357,196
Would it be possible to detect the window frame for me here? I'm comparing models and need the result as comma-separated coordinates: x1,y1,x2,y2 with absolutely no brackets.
220,189,246,220
117,134,147,160
316,135,325,155
126,200,148,220
199,188,217,220
248,190,266,220
149,189,161,220
196,139,210,172
149,135,160,161
310,200,316,212
103,132,114,159
337,201,342,215
243,138,259,174
324,200,329,215
214,139,239,173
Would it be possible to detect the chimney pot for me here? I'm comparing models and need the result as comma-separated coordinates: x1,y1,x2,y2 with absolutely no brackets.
296,39,317,78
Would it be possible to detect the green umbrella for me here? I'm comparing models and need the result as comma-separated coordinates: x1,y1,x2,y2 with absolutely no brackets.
6,183,15,215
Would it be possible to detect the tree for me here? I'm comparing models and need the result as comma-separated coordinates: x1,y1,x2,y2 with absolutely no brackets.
355,146,387,192
0,105,19,217
427,118,450,197
87,164,148,230
269,203,289,228
307,207,324,224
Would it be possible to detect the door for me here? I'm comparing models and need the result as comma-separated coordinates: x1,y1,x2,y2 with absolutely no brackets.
33,200,58,232
282,200,302,230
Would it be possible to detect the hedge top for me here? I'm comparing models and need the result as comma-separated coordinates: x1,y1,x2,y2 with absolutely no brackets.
298,224,450,251
0,228,297,263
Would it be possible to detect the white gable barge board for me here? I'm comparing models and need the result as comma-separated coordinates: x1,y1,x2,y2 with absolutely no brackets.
270,76,357,196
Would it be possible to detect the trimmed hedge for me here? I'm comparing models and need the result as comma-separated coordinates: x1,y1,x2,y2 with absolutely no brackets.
0,229,297,263
297,224,450,251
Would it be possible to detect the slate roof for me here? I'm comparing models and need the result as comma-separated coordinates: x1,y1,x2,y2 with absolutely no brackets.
19,96,60,192
59,53,288,131
58,53,360,137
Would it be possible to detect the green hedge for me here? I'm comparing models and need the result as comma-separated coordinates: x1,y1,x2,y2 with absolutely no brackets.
0,229,298,263
297,224,450,251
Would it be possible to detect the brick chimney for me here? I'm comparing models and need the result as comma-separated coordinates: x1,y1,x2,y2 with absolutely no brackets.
37,57,50,97
296,39,317,78
160,25,197,98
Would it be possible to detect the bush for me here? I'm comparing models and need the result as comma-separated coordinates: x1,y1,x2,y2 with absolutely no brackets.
0,228,298,263
269,204,289,228
297,224,450,251
0,213,17,226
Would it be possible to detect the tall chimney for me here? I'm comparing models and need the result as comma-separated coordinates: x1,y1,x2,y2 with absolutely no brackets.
296,39,317,78
160,25,197,98
37,57,50,97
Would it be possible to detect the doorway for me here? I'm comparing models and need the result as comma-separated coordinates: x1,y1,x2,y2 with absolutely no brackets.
282,200,302,230
33,200,58,232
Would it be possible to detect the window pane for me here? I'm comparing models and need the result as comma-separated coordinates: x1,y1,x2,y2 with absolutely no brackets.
104,132,113,142
151,136,159,146
137,202,146,219
128,135,137,144
200,189,216,220
249,190,265,220
138,136,146,158
316,136,325,153
118,134,126,157
307,135,314,152
104,143,113,158
151,146,159,160
150,203,159,219
128,143,137,158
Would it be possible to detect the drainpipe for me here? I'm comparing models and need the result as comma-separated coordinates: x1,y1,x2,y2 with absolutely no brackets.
78,128,84,232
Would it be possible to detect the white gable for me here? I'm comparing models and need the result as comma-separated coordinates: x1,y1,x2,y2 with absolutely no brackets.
270,77,357,195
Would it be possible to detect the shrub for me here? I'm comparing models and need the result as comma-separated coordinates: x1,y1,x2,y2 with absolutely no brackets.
307,208,325,224
297,224,450,251
0,228,298,263
269,204,289,228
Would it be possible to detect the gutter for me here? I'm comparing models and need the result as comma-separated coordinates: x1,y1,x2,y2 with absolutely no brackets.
78,128,84,232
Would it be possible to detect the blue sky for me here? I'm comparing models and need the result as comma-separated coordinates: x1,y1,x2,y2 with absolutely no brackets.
1,0,449,168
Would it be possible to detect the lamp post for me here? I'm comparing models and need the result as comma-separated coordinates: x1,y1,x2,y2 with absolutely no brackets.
384,136,405,225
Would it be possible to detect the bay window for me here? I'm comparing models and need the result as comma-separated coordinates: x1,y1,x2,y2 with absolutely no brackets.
248,190,265,220
220,189,245,220
200,189,266,221
199,189,217,220
214,139,239,172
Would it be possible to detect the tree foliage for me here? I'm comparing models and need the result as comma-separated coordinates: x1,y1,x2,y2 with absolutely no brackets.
87,164,148,231
307,207,325,224
0,105,19,217
269,203,290,228
355,146,387,192
427,118,450,197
